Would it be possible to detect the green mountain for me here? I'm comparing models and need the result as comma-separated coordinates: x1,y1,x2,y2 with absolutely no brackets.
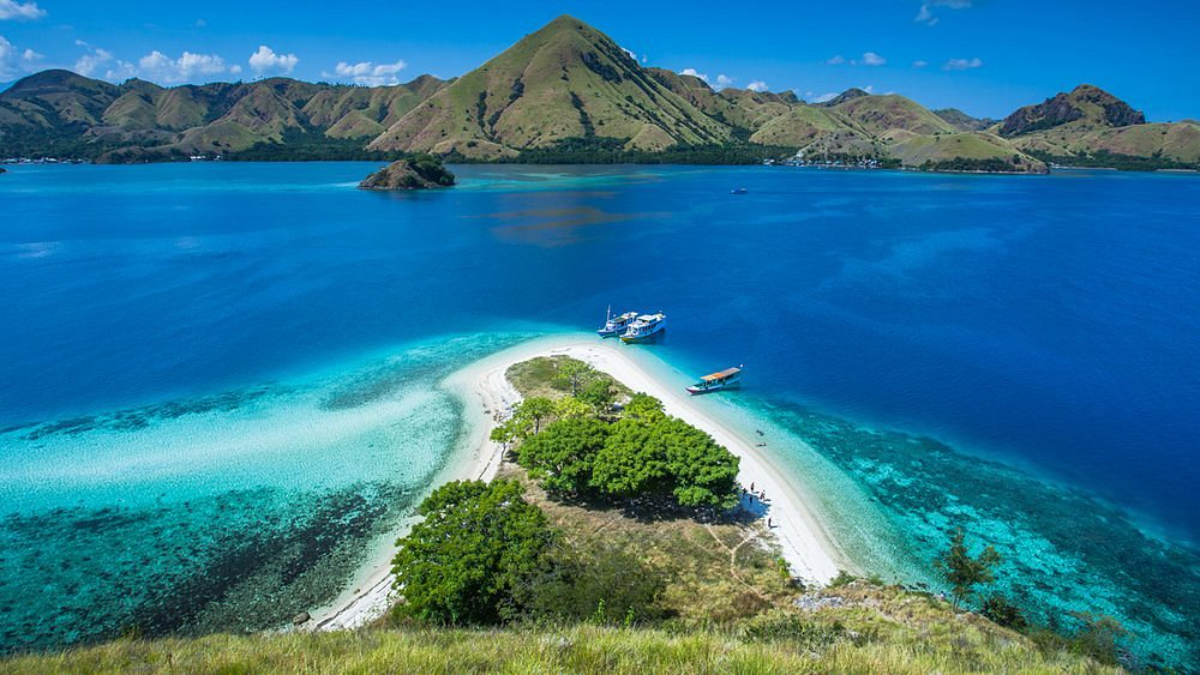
744,90,1043,172
0,70,448,161
0,19,1192,172
933,108,997,132
994,84,1199,168
366,16,730,158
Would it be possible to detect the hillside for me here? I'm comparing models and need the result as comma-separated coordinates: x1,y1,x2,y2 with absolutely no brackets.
744,90,1044,172
0,70,448,161
0,595,1118,674
991,84,1197,169
934,108,997,132
367,16,730,159
0,19,1192,171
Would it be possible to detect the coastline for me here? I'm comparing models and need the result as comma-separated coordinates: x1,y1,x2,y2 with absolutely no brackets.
306,335,845,631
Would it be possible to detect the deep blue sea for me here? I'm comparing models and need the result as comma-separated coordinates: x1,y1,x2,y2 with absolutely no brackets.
1,163,1198,667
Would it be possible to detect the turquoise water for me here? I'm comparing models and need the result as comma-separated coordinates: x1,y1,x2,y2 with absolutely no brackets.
1,163,1198,667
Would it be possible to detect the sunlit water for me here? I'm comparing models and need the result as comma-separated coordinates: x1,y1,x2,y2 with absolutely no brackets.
1,163,1197,667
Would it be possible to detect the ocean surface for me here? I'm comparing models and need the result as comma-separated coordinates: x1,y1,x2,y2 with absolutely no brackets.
1,163,1197,667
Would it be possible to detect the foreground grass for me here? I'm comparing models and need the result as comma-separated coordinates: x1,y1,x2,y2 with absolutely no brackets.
1,620,1117,674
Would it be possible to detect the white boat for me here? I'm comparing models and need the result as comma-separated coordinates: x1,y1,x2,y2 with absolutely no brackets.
687,366,743,395
620,313,666,343
598,307,639,337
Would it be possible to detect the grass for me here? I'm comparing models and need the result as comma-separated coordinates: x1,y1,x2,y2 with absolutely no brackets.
505,355,631,402
0,605,1119,674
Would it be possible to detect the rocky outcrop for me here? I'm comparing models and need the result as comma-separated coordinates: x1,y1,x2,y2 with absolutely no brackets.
359,155,456,190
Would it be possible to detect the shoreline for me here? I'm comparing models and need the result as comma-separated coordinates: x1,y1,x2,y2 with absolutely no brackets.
306,335,844,630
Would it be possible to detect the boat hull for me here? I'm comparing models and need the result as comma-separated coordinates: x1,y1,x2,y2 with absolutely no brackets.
620,328,664,343
686,382,739,395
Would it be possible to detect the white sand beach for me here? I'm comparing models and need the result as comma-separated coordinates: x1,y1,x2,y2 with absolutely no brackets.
308,335,844,631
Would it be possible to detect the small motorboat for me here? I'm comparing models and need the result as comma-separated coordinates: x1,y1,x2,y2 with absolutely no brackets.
731,187,749,195
687,366,743,395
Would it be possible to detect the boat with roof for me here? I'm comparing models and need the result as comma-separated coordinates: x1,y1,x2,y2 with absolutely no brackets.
598,306,639,337
686,366,743,395
619,312,667,343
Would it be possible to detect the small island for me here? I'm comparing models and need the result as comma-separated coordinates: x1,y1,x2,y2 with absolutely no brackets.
359,154,456,190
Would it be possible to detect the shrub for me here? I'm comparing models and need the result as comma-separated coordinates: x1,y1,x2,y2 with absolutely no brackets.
981,594,1027,630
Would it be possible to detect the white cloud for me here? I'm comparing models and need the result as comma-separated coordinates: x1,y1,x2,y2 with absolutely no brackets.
0,0,45,21
715,73,734,88
861,85,876,94
138,50,228,83
860,52,886,66
230,64,242,75
806,91,837,103
831,53,886,67
942,57,983,71
680,67,708,83
72,41,137,81
916,0,972,25
1,35,41,78
248,45,298,75
621,47,637,61
912,60,929,68
747,80,768,92
327,59,407,86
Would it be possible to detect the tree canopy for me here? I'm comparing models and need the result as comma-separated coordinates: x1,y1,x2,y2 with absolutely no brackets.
391,480,554,624
517,417,611,495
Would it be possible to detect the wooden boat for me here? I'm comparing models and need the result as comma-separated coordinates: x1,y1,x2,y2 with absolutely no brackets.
686,366,743,395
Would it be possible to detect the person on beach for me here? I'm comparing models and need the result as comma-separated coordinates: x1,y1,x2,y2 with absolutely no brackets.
767,517,773,528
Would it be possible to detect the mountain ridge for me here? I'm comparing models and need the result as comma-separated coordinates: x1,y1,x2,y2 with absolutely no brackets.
0,17,1192,171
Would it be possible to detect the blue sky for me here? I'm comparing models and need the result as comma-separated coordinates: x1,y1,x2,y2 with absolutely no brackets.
1,0,1196,120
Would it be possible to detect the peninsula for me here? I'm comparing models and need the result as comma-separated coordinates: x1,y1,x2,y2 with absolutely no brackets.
0,336,1125,673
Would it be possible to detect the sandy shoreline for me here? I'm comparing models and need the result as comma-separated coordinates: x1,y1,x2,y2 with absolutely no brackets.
307,335,844,631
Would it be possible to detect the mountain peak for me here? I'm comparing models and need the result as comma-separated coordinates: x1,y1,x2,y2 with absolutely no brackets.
819,88,871,107
368,15,728,158
999,84,1145,137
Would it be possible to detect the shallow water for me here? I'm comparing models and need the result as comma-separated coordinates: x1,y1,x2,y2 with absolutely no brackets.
2,163,1198,666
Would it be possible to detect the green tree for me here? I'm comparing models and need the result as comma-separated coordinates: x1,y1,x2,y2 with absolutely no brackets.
658,418,740,509
490,415,531,445
391,480,554,625
590,418,670,500
623,393,665,422
554,396,593,420
578,379,615,414
555,361,596,396
589,416,740,508
516,417,610,495
934,528,1001,608
516,397,556,434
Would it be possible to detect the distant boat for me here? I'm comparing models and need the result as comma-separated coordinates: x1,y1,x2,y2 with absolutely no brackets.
731,187,749,195
687,366,743,395
598,306,639,337
620,312,666,343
